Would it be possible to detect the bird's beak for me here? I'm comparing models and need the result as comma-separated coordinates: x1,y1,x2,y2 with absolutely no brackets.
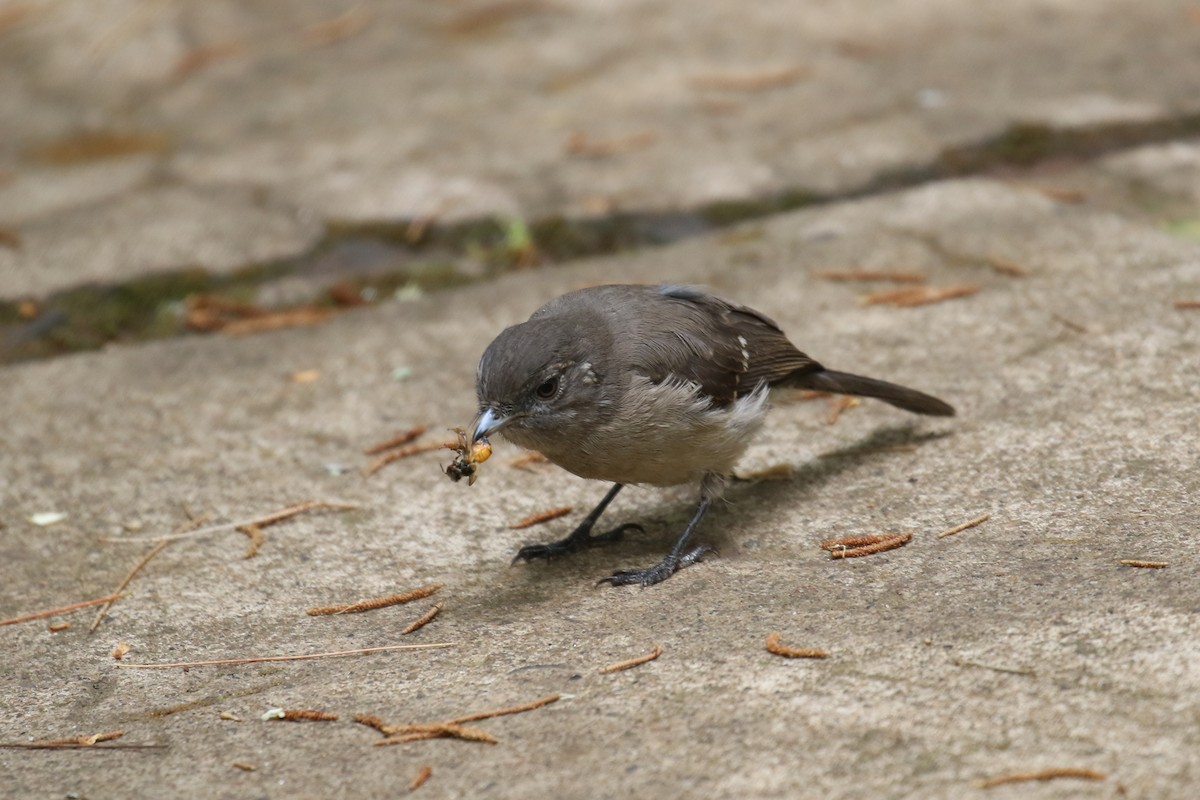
471,407,512,444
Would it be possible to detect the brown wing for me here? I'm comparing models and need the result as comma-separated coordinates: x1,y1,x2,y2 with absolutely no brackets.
637,286,823,407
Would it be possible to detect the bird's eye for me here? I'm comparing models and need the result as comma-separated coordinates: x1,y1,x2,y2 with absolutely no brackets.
535,376,560,400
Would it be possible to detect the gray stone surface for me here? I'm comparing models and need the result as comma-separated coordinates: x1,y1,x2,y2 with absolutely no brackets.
4,1,1200,296
3,179,1199,798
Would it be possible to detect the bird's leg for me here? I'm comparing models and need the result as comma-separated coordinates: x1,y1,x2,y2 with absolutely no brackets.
599,493,715,588
511,483,643,564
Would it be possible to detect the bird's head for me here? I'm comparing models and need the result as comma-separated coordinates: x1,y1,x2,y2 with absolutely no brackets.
471,315,611,448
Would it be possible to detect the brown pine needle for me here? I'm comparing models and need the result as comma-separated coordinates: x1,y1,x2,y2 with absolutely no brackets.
893,284,981,307
977,767,1106,789
90,539,172,633
307,583,444,616
765,632,829,659
363,441,452,476
446,693,561,725
102,500,360,543
359,694,559,748
364,425,428,455
115,642,455,669
353,714,391,734
15,730,125,748
402,604,443,635
300,4,371,46
509,506,574,529
276,709,339,722
820,534,893,550
985,255,1030,277
690,65,810,91
2,592,124,627
238,523,265,559
565,130,659,157
862,283,980,307
376,723,497,746
599,645,663,674
1119,559,1168,569
814,269,926,284
822,532,913,558
1174,300,1200,310
409,765,433,791
937,513,991,539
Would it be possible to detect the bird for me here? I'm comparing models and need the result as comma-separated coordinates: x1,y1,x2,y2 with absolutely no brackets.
471,283,954,587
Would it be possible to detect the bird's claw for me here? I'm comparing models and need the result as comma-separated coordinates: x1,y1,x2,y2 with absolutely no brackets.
597,544,714,588
511,522,644,565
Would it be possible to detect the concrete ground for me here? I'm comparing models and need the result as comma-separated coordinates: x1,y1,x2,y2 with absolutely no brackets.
2,2,1200,799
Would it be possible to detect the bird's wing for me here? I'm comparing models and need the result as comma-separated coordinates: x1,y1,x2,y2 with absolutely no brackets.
631,286,823,407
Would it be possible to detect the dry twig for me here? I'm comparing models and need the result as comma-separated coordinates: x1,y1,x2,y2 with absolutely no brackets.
90,539,172,633
307,583,444,616
102,500,359,543
409,765,433,791
509,506,574,529
237,523,265,559
862,284,980,307
1,593,123,627
977,767,1106,789
599,645,663,674
565,130,658,157
359,694,559,747
376,723,497,746
353,714,391,734
172,40,246,78
447,694,561,725
0,730,130,749
690,66,810,91
937,513,990,539
115,642,455,669
821,532,913,558
765,632,829,659
1118,559,1168,569
402,604,443,635
364,426,428,455
363,441,452,476
985,255,1030,277
300,4,370,45
272,709,339,722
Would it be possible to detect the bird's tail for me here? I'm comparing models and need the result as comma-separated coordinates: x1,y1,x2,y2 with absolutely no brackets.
786,369,955,417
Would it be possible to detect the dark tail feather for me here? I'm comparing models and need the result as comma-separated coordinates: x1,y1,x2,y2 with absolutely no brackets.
788,369,955,417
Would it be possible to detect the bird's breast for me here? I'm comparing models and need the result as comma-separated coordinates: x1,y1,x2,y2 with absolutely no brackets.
512,378,769,487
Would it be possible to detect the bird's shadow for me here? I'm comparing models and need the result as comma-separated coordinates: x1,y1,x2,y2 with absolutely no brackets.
504,423,953,586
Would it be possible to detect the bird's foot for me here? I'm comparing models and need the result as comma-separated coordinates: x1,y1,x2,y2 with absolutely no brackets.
512,522,643,565
597,545,714,588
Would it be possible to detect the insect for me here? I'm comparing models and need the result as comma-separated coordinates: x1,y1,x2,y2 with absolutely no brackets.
444,428,491,486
